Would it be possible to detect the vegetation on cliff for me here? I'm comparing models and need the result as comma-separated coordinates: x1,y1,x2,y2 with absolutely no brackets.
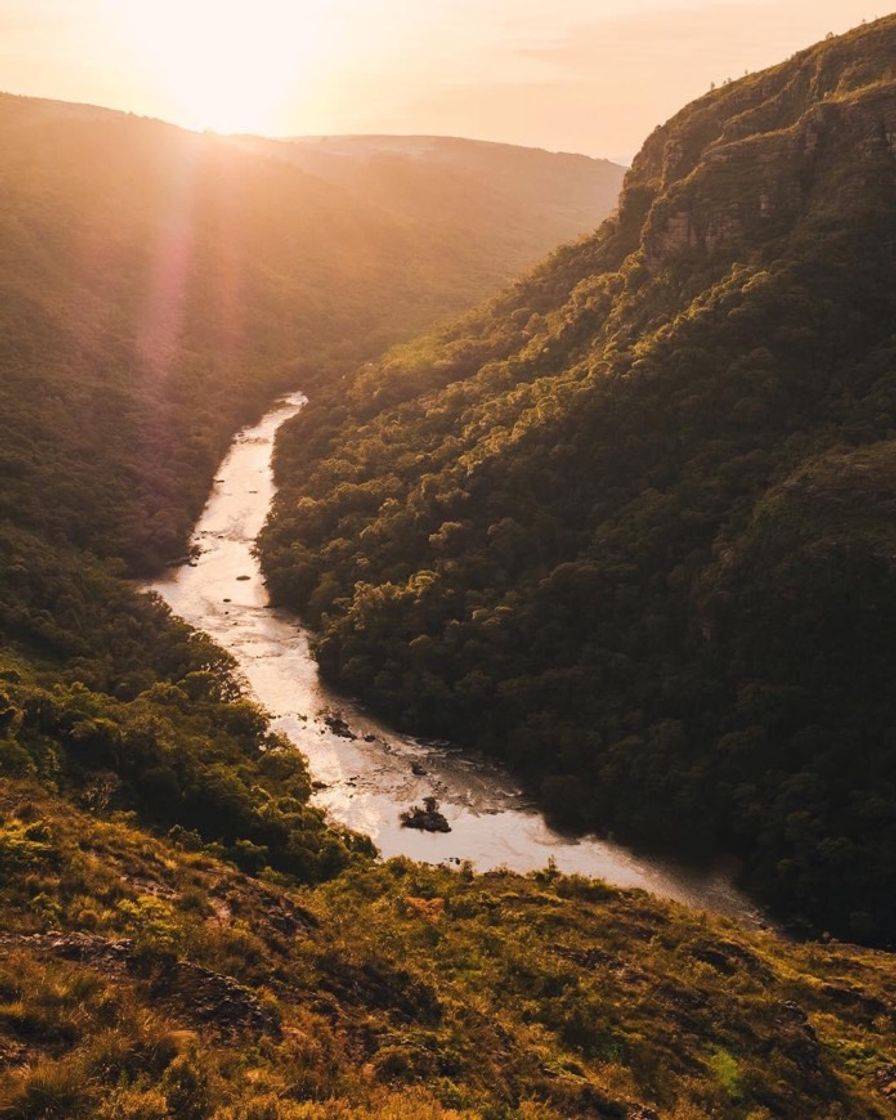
261,16,896,943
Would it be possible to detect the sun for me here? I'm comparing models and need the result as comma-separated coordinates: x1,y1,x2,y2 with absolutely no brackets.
114,0,324,134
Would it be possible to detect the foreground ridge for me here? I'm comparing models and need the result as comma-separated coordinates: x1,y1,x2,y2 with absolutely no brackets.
0,782,894,1116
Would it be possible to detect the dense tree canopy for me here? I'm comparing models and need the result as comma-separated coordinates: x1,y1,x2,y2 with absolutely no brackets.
262,15,896,943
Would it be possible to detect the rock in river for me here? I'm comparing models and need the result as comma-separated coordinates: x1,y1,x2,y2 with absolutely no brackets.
401,797,451,833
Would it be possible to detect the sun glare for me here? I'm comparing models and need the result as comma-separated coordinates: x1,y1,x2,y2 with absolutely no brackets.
114,0,325,134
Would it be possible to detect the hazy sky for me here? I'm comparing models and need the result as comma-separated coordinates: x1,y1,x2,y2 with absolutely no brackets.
0,1,887,160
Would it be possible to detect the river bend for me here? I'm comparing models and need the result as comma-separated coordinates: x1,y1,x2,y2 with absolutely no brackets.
147,394,761,924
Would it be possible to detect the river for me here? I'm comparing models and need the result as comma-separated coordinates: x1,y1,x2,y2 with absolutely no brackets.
147,393,763,924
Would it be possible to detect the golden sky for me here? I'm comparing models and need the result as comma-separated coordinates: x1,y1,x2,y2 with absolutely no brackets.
0,1,886,160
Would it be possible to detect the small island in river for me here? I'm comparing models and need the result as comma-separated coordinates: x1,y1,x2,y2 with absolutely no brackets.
401,797,451,833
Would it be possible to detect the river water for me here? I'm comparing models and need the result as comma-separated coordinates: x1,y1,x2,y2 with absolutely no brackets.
147,393,762,924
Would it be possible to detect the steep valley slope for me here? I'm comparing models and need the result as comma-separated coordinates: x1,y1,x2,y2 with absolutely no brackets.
261,15,896,945
0,94,623,575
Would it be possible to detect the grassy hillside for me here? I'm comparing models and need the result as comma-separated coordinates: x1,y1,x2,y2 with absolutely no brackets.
260,15,896,943
1,768,895,1118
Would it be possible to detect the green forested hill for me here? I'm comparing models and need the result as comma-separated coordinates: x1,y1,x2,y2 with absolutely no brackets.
0,94,621,575
261,15,896,943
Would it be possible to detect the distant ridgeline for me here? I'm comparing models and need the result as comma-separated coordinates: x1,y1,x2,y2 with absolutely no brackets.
261,15,896,943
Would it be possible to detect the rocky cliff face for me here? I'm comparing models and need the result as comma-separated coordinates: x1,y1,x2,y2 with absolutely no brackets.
599,21,896,265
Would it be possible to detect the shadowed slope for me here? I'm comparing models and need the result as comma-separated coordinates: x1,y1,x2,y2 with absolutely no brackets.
261,15,896,942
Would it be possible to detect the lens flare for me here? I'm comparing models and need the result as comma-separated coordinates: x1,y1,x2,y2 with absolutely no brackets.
114,0,325,133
